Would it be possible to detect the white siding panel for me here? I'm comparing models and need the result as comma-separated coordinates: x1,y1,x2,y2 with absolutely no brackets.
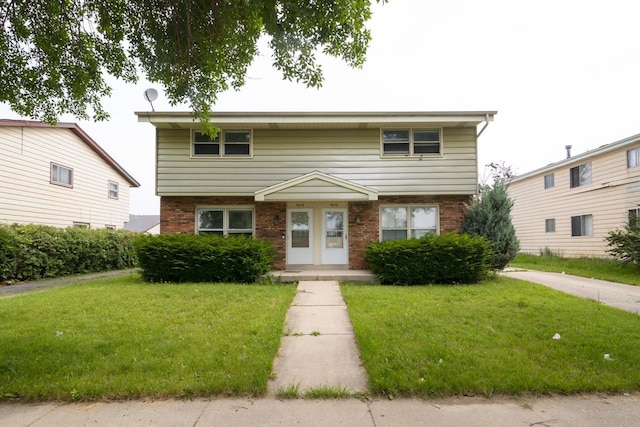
156,127,479,196
0,127,131,228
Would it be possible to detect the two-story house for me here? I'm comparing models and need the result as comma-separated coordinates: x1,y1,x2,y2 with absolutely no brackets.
508,133,640,257
0,119,140,229
137,111,496,270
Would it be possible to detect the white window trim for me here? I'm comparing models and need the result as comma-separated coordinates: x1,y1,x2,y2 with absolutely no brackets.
379,204,440,241
545,218,556,233
191,129,253,159
108,180,119,199
380,128,443,158
50,162,73,188
628,147,640,168
544,173,554,189
195,206,255,236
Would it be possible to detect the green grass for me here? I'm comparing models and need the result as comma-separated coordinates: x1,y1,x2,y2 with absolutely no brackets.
0,275,296,401
341,278,640,398
509,253,640,286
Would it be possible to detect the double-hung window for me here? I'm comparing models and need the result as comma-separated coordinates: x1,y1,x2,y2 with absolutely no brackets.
51,163,73,187
544,174,554,189
569,163,591,188
545,218,556,232
627,148,640,168
197,207,254,236
380,206,438,240
382,129,441,156
571,214,593,237
192,130,251,157
108,181,119,199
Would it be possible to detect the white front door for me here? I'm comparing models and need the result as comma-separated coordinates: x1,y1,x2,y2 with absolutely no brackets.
321,209,348,265
287,209,313,265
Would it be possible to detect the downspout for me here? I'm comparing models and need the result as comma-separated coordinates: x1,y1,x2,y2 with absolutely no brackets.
476,113,491,138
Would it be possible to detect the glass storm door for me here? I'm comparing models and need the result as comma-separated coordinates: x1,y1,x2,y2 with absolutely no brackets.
321,209,348,265
287,209,313,265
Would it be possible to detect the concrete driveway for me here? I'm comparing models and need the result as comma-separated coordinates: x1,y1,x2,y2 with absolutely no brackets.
502,269,640,315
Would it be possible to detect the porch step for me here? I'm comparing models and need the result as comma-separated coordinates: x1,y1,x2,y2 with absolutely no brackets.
266,270,378,283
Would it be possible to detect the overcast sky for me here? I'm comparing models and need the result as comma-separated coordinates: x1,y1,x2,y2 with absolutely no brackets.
2,0,640,215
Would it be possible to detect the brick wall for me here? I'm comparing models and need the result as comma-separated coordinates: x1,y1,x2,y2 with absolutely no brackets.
160,194,471,271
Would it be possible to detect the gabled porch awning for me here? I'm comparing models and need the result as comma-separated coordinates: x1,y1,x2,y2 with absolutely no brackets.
254,171,378,201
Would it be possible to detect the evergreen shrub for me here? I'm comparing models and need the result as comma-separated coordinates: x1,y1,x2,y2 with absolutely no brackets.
0,224,136,282
365,233,492,285
134,234,274,283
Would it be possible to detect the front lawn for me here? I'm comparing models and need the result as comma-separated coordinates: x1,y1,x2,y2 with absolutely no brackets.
509,253,640,286
0,275,296,401
341,277,640,398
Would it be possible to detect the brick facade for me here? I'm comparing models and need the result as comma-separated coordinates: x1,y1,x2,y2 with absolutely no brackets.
160,194,471,271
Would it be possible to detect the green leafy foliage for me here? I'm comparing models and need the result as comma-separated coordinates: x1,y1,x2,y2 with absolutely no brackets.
0,224,136,282
365,233,492,285
134,234,274,283
606,215,640,267
0,1,382,125
461,180,520,270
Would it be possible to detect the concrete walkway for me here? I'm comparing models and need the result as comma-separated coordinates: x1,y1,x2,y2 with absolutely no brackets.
503,269,640,315
268,280,368,395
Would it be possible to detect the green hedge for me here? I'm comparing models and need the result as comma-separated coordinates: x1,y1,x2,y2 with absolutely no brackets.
133,234,274,283
0,224,136,283
365,233,492,285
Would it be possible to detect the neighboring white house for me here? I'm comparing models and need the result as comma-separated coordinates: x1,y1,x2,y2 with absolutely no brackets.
508,133,640,257
0,119,140,229
137,111,496,270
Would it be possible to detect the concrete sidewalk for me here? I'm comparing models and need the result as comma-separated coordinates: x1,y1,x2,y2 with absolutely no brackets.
2,394,639,427
503,269,640,315
268,280,368,395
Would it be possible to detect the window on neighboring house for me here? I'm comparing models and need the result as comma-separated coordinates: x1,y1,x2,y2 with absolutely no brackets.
627,147,640,168
569,163,591,188
73,222,90,228
108,181,119,199
197,207,254,236
50,163,73,187
545,218,556,232
544,173,554,189
380,206,438,240
192,130,251,157
571,214,593,237
381,129,441,156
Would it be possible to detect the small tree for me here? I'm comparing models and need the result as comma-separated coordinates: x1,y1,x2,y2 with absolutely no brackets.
461,180,520,270
606,215,640,267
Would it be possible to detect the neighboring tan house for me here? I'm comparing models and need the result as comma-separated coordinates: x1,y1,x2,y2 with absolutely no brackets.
508,133,640,257
125,214,161,234
137,111,496,270
0,119,140,229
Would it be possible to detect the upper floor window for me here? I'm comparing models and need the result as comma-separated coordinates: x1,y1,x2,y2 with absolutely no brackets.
571,214,592,237
381,129,441,156
380,206,438,240
50,163,73,187
192,130,251,157
569,163,591,188
627,148,640,168
197,207,254,236
544,173,554,189
108,181,119,199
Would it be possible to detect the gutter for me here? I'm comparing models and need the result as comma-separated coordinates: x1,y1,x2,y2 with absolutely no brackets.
476,113,491,138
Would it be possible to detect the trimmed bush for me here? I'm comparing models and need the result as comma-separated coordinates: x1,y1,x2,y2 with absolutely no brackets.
365,233,492,285
0,224,136,282
134,234,274,283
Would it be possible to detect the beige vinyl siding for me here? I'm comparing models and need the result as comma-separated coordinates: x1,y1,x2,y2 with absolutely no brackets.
0,126,131,228
509,143,640,257
156,127,478,196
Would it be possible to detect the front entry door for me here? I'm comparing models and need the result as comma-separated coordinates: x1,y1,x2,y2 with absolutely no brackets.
287,209,313,265
321,209,348,265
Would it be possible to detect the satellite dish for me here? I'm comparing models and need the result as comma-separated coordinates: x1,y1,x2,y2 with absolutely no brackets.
143,88,158,111
143,88,158,102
